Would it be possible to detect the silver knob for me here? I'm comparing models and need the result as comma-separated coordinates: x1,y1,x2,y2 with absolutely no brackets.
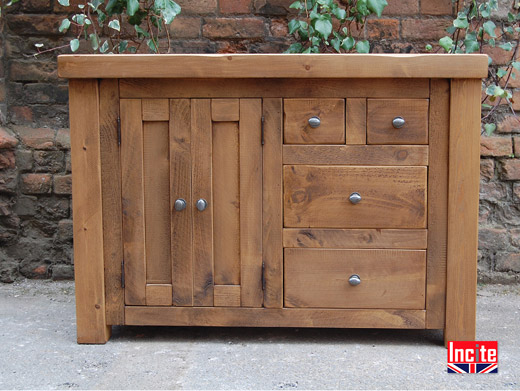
196,198,208,211
308,116,321,128
392,116,406,129
174,198,187,211
348,274,361,286
349,192,362,204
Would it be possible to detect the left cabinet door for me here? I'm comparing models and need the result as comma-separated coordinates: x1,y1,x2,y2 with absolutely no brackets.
120,98,264,308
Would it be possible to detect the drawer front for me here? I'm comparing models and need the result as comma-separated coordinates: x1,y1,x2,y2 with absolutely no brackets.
284,99,345,144
284,165,427,228
367,99,429,145
284,249,426,309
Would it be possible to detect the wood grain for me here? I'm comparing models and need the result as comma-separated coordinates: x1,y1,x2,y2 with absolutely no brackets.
59,54,489,79
170,99,194,306
146,284,173,306
284,99,345,144
283,145,429,166
126,307,426,329
69,79,111,343
367,99,429,145
99,79,123,326
346,98,366,144
191,99,214,306
143,121,171,284
239,99,263,308
284,165,427,229
426,79,449,329
263,98,283,308
212,121,240,286
212,99,239,121
284,249,426,309
283,229,428,249
121,99,146,306
445,79,481,343
214,285,241,307
142,99,169,121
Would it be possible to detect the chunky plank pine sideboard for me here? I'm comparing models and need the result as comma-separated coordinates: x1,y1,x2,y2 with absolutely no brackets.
58,54,488,345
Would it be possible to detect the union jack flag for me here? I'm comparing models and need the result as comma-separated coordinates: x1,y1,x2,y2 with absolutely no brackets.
447,363,498,374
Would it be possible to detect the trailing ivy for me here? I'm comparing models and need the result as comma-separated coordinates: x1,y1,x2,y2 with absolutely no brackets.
285,0,388,54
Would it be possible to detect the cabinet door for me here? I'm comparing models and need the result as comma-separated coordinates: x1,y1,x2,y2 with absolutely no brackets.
120,98,263,308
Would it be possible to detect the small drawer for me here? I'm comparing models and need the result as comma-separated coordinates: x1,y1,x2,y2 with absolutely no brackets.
367,99,429,145
284,99,345,144
284,248,426,309
283,165,427,229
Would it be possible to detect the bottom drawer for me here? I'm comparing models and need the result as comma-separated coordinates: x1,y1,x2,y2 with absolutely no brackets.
284,249,426,309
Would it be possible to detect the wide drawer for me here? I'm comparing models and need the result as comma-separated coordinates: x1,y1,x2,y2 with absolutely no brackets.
284,249,426,309
283,165,427,228
284,98,345,144
367,99,429,145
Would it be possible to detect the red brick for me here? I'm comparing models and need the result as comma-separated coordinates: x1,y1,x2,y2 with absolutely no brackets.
401,18,452,40
6,15,63,36
0,150,15,169
421,0,453,15
270,18,288,37
220,0,250,14
21,173,52,194
53,0,83,13
9,60,57,82
514,183,520,202
253,0,296,15
169,17,202,39
203,18,265,39
383,0,419,15
15,126,55,150
176,0,217,14
56,128,70,150
512,90,520,111
483,46,516,66
54,175,72,195
514,136,520,157
500,68,520,88
17,0,51,12
480,136,513,157
496,253,520,272
480,159,495,180
0,127,19,149
500,159,520,180
216,41,249,53
0,81,5,102
366,19,400,40
497,115,520,133
479,181,508,202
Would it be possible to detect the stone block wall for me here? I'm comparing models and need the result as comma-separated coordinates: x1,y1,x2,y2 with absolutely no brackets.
0,0,519,283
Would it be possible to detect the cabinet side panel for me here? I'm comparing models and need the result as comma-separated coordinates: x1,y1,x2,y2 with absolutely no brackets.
263,98,283,308
445,79,480,343
426,79,449,329
99,79,124,325
70,79,111,343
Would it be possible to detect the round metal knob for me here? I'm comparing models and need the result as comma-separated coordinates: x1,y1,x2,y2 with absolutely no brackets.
348,274,361,286
196,198,208,211
308,116,321,128
174,198,187,211
349,192,362,204
392,116,406,129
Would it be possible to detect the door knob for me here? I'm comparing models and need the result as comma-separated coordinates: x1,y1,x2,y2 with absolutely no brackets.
392,116,406,129
196,198,208,211
349,192,362,204
174,198,187,211
308,116,321,128
348,274,361,286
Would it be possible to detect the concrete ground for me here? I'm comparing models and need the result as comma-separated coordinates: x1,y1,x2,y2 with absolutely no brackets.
0,281,518,390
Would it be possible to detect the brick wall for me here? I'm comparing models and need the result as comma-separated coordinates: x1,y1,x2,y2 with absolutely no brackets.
0,0,519,283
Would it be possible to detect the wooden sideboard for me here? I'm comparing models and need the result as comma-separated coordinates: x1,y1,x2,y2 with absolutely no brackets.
58,54,488,345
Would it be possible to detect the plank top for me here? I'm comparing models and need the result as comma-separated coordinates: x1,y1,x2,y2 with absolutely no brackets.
58,54,488,79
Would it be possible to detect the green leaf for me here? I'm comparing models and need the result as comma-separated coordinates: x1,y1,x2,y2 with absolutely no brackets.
483,20,497,38
289,1,302,9
331,37,341,52
497,68,508,78
34,43,44,48
59,18,71,33
100,40,109,53
355,40,369,53
499,42,513,51
314,19,332,39
70,38,80,52
288,19,300,34
484,123,496,136
512,61,520,71
453,13,469,29
154,0,181,24
89,33,99,50
464,38,479,53
284,42,303,53
425,44,433,52
72,14,86,25
108,19,120,31
439,36,453,52
58,0,70,6
356,0,368,14
482,104,493,110
118,40,128,53
303,47,312,53
367,0,387,17
147,39,159,53
341,36,355,51
126,0,139,16
134,25,150,38
332,6,346,20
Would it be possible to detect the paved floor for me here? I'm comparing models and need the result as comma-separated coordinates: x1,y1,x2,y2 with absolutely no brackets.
0,281,519,390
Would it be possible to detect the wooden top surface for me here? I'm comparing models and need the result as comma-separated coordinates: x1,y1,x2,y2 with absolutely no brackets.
58,54,488,79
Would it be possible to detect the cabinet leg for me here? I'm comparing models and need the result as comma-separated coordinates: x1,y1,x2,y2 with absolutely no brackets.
77,323,112,344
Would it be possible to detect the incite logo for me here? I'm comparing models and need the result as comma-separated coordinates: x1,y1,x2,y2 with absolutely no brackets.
447,341,498,374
